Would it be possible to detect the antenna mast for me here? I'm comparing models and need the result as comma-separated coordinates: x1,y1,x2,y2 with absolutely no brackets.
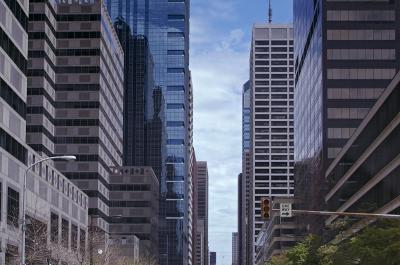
268,0,272,23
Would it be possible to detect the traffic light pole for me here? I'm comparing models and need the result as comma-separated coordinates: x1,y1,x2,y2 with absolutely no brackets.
274,209,400,220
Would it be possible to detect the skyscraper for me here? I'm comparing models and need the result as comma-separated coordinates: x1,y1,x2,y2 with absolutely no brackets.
196,161,209,265
0,1,88,263
294,0,400,233
114,17,165,179
250,24,294,257
240,80,253,265
210,252,217,265
232,232,239,265
104,1,191,263
27,0,124,232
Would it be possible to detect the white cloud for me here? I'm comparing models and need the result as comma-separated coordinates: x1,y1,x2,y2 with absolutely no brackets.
191,25,249,263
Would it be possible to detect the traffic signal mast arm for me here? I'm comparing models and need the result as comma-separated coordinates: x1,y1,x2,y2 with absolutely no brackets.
274,208,400,220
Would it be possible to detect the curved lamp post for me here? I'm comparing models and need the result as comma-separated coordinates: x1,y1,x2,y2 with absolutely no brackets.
21,155,76,265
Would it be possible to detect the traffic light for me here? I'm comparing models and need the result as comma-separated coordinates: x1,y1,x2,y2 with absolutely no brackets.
261,197,271,219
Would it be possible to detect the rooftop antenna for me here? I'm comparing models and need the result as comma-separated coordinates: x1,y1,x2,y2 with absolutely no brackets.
268,0,272,23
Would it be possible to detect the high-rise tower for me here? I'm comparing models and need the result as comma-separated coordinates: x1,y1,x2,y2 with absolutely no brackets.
103,1,191,264
250,23,294,257
27,0,124,232
294,0,400,234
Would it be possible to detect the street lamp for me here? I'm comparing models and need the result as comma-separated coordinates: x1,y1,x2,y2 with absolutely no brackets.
89,214,122,265
21,155,76,265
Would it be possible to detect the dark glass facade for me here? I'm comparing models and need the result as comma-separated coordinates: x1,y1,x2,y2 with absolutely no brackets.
104,1,191,264
325,71,400,239
114,18,165,181
294,0,400,233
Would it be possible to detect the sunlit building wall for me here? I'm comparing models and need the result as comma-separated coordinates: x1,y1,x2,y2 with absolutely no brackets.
250,24,294,259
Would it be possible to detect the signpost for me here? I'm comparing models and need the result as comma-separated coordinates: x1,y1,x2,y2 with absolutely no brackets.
280,203,292,218
276,202,400,220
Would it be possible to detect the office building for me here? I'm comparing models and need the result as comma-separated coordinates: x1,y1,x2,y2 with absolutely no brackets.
188,72,195,263
250,24,294,255
0,1,88,263
254,197,300,264
325,71,400,241
103,1,191,263
114,18,165,180
109,166,159,257
294,0,400,233
196,161,209,265
210,252,216,265
232,232,239,265
190,149,198,265
27,0,124,233
195,220,205,265
240,80,253,265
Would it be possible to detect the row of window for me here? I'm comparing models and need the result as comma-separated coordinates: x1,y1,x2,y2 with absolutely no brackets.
327,68,396,80
327,49,396,60
29,31,101,39
255,40,294,45
255,155,294,161
0,26,27,73
327,29,395,41
255,67,294,72
255,47,293,52
327,107,370,120
327,127,357,139
30,13,100,22
327,10,395,21
5,186,19,227
110,184,151,191
255,54,294,59
254,87,294,93
3,0,28,31
50,212,85,251
0,77,26,118
255,60,294,66
327,88,383,100
255,80,294,86
0,127,26,163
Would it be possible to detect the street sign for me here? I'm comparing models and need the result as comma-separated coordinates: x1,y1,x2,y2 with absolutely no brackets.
280,203,292,218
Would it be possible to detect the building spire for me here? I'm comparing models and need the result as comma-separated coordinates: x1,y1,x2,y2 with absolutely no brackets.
268,0,272,23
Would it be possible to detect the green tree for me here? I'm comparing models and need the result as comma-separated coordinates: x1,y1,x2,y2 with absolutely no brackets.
266,254,289,265
332,221,400,265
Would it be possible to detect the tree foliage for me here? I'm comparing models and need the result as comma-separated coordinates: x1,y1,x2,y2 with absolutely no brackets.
266,221,400,265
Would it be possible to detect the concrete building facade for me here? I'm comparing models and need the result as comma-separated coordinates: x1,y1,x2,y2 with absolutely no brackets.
109,166,159,257
232,232,239,265
196,161,209,265
250,24,294,257
0,1,88,263
27,0,124,234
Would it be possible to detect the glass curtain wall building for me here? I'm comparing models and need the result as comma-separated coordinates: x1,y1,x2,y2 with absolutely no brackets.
294,0,400,233
240,80,253,265
104,1,191,264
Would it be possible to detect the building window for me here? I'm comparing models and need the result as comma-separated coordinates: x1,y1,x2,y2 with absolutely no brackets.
80,229,86,254
7,187,19,227
51,212,59,243
62,219,69,248
71,224,78,250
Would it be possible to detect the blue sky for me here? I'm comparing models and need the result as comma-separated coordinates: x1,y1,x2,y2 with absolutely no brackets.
190,0,293,264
